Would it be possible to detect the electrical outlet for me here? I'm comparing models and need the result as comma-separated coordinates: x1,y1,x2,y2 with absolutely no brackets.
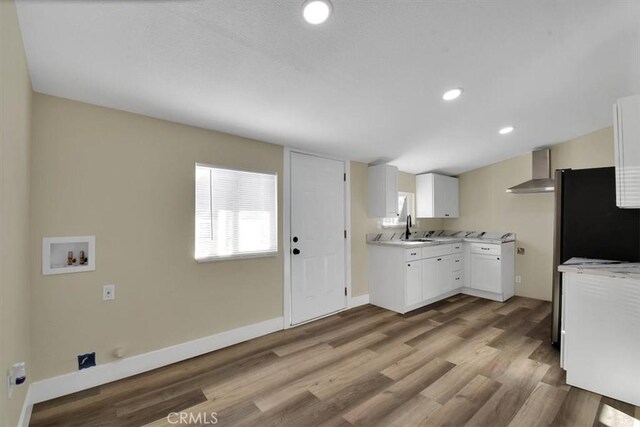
103,284,115,301
517,247,525,255
77,352,96,370
515,275,522,284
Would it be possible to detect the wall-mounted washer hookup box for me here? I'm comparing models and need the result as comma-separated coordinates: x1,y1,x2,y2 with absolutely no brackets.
42,236,95,275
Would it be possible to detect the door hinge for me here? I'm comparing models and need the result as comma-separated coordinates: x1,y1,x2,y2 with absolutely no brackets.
344,230,347,239
344,287,348,296
344,173,346,182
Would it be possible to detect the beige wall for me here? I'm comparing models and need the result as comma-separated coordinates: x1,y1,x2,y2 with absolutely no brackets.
0,0,33,424
444,127,615,301
30,94,285,380
31,94,405,381
350,164,442,297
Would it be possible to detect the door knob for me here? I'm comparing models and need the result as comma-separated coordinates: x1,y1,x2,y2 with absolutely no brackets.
292,248,300,255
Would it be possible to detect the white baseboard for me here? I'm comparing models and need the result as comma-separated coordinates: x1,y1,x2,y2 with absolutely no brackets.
26,316,283,407
460,287,506,302
349,294,370,308
18,386,33,427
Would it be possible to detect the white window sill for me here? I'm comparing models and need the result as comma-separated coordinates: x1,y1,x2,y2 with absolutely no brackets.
195,252,278,263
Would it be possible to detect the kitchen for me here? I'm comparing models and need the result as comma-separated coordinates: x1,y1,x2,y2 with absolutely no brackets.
363,95,640,412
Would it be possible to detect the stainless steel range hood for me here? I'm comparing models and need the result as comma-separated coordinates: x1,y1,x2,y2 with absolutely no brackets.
506,149,555,193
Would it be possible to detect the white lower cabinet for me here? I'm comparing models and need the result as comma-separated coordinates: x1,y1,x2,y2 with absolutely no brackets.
369,243,462,314
561,272,640,406
369,240,515,314
464,242,515,302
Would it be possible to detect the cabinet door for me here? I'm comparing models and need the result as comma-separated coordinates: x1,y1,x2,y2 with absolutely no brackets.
416,174,434,218
436,255,453,294
470,254,501,293
615,95,640,208
432,174,448,218
421,257,439,300
385,166,399,217
368,165,398,218
445,176,459,218
405,262,422,306
563,273,640,406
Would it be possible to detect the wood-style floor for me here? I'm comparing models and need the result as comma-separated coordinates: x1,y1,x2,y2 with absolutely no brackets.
30,295,640,427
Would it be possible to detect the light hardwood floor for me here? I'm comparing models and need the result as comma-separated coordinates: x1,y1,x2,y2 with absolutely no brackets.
30,295,640,426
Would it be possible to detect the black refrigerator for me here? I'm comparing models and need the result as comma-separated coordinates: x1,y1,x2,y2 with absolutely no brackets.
551,167,640,347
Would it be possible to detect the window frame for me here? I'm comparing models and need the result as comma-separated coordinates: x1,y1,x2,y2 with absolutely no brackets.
195,162,278,263
381,192,415,228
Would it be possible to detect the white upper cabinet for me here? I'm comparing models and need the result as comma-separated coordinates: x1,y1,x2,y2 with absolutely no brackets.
416,173,459,218
368,164,398,218
614,94,640,208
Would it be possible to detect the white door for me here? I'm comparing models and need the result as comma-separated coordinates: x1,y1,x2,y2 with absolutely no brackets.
290,152,346,325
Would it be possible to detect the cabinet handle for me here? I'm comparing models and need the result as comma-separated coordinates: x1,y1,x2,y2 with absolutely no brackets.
437,258,442,261
497,257,500,260
481,247,490,251
455,277,460,280
445,214,450,217
411,252,417,256
455,259,460,263
407,263,411,267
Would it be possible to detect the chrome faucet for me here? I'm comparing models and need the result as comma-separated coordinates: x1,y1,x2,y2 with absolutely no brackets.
405,215,412,240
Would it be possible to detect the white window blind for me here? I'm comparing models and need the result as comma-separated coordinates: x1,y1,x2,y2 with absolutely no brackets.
195,164,277,261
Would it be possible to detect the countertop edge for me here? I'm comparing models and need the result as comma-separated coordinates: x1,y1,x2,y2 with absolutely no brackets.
559,265,640,281
367,238,515,248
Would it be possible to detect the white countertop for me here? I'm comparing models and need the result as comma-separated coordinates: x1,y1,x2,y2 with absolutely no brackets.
558,257,640,280
367,236,511,248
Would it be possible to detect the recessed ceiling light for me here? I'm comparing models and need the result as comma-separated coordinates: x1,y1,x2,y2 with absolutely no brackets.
442,88,463,101
499,126,515,135
303,0,332,25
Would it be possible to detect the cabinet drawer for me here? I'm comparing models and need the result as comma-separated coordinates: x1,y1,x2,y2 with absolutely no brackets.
421,245,453,259
452,271,463,287
470,243,501,256
405,248,421,262
452,255,463,271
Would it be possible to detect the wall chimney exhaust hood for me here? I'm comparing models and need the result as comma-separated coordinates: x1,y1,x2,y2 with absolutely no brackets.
506,149,555,194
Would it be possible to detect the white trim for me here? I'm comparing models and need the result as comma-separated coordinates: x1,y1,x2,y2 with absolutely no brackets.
27,316,283,405
283,147,351,329
18,386,33,427
283,148,292,328
349,294,370,308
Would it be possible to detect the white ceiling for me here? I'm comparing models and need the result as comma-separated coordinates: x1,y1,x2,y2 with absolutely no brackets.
16,0,640,175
